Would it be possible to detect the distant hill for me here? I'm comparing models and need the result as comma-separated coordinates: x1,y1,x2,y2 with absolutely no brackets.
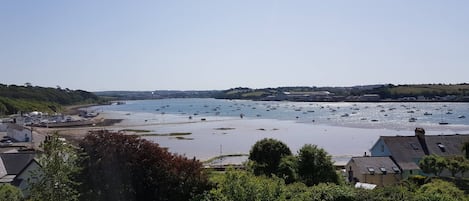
0,84,100,115
94,90,221,100
215,84,469,102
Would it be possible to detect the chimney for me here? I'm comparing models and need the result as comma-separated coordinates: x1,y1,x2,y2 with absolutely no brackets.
415,128,429,155
415,127,425,139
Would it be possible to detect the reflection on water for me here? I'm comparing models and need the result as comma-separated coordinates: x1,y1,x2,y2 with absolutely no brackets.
90,99,469,162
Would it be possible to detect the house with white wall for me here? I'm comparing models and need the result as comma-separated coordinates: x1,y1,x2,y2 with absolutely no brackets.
6,124,32,142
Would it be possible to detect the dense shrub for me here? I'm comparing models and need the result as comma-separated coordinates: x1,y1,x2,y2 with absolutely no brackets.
249,138,292,177
78,130,211,201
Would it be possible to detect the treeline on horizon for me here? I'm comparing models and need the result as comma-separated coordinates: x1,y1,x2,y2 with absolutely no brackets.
215,83,469,101
94,83,469,101
0,83,100,115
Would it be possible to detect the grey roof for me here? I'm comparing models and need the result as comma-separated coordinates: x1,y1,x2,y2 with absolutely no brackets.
6,123,29,131
0,157,6,178
381,136,425,170
378,133,469,170
425,134,469,157
348,156,400,175
0,152,36,175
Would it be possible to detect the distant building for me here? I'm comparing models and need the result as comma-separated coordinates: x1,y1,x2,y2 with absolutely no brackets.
283,91,334,101
370,128,469,178
6,124,32,142
346,128,469,186
0,152,40,197
346,156,401,186
359,94,381,102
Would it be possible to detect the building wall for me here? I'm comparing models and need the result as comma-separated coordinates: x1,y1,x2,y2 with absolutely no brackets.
370,139,391,156
346,162,401,187
0,123,7,132
401,169,423,179
7,125,31,142
15,161,41,198
361,173,401,186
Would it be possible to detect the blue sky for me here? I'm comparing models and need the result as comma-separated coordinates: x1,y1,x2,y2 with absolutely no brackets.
1,1,468,91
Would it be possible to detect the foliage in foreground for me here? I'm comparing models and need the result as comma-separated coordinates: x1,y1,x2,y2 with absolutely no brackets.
195,170,469,201
28,134,80,201
419,154,469,177
249,138,292,177
249,138,338,185
78,130,211,201
0,184,24,201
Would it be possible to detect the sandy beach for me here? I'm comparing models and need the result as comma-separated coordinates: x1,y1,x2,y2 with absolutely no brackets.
52,111,467,163
37,105,469,166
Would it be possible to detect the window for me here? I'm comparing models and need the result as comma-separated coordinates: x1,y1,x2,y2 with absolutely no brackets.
367,167,375,175
410,143,419,150
380,167,387,175
392,166,400,173
381,145,384,152
437,143,446,152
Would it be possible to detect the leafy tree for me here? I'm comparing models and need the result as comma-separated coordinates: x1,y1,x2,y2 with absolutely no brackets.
462,141,469,159
297,144,338,186
28,133,80,201
459,158,469,177
416,179,465,201
277,155,298,184
435,156,448,176
79,130,210,201
0,84,100,115
419,154,446,176
196,170,286,201
355,185,414,201
0,184,23,201
447,156,463,177
309,183,356,201
249,138,292,177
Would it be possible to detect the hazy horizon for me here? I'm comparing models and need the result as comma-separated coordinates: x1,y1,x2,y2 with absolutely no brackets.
2,1,468,91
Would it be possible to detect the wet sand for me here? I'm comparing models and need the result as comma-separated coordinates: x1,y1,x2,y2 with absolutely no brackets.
93,111,469,162
41,110,469,164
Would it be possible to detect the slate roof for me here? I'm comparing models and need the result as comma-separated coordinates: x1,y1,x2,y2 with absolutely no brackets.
348,156,400,175
376,132,469,171
0,152,36,175
425,134,469,157
381,136,425,170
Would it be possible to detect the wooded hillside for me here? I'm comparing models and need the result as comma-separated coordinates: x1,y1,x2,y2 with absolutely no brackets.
0,84,100,115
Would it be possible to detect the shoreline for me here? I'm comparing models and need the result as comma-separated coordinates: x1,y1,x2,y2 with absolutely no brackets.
49,103,469,163
63,103,103,115
91,110,469,160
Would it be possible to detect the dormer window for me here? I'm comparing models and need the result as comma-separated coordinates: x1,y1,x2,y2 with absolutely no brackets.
437,143,446,152
367,167,375,175
392,166,400,173
380,167,387,175
410,143,419,150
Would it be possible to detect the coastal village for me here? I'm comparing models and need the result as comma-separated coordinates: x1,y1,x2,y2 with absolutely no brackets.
345,128,469,188
2,106,469,196
1,83,469,199
0,110,101,196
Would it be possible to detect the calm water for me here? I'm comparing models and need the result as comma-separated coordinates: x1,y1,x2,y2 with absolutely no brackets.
91,98,469,131
88,99,469,162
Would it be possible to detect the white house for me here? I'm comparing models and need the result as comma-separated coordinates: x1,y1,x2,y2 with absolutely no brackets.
12,159,41,197
6,124,32,142
0,152,39,197
0,122,7,132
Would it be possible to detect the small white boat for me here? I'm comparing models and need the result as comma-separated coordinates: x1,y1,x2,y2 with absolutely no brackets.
458,115,466,119
409,117,417,122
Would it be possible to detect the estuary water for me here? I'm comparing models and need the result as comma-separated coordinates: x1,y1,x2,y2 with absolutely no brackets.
89,99,469,162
